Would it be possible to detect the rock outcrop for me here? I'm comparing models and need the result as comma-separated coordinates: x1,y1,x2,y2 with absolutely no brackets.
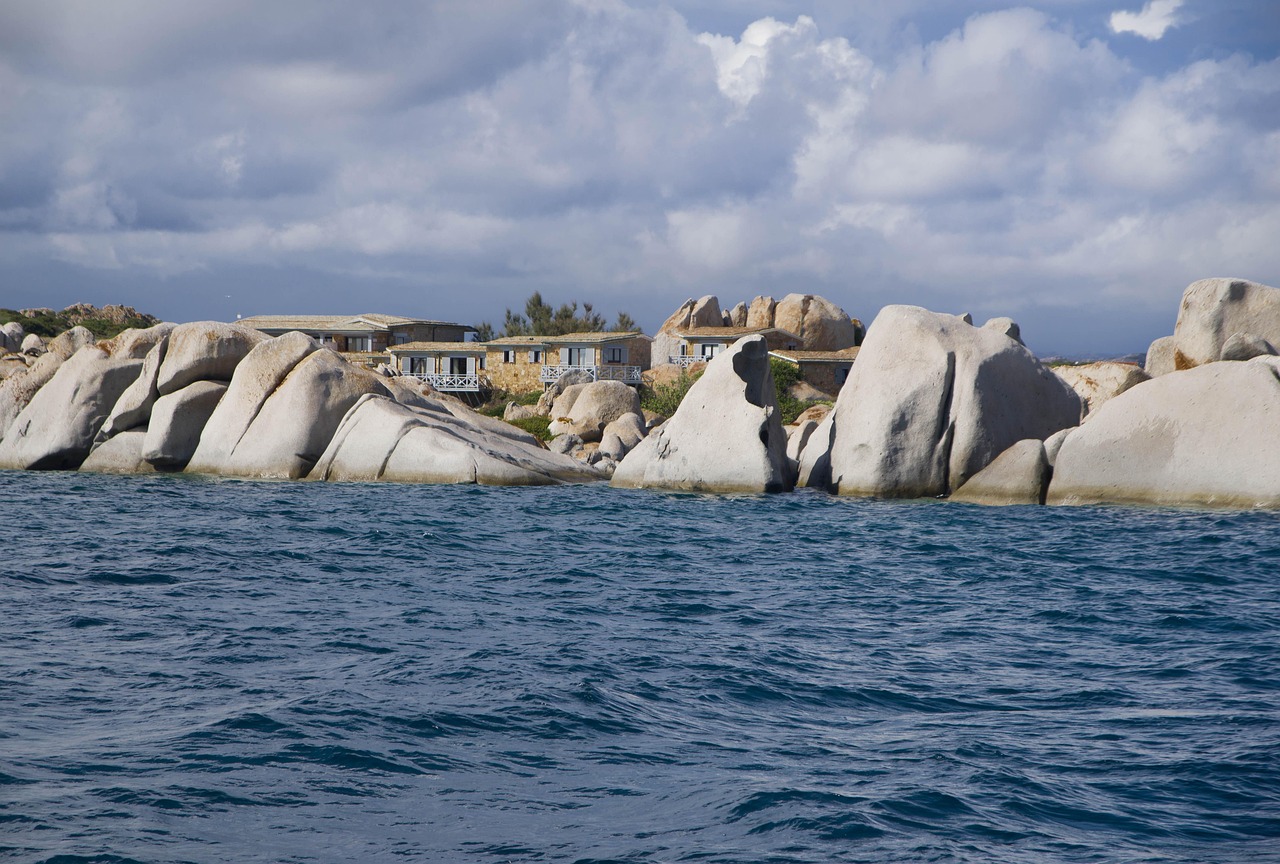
311,395,599,485
773,293,862,351
612,335,791,493
950,439,1050,506
1052,362,1150,420
142,380,228,468
548,380,642,442
157,322,266,395
1145,335,1176,377
97,338,170,442
0,348,142,470
1169,278,1280,371
1047,357,1280,508
825,306,1080,498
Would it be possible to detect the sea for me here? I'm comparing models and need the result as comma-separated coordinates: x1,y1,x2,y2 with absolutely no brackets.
2,471,1279,864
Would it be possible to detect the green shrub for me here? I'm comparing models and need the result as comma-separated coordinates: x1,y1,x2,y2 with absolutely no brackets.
769,357,811,425
639,370,702,418
508,415,552,441
476,389,542,417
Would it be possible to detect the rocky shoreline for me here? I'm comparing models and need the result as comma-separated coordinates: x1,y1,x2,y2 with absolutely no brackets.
2,277,1278,510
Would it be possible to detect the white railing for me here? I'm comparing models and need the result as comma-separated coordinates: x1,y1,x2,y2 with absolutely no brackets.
404,373,482,391
668,355,706,368
539,364,642,384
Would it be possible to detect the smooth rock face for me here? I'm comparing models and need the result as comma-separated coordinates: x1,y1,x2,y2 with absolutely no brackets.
311,395,599,485
549,380,642,442
101,323,176,360
219,349,389,479
97,337,170,441
1220,332,1278,362
796,413,835,490
157,321,266,395
80,429,158,475
185,331,320,474
48,326,96,360
1,322,22,352
142,380,228,468
0,348,142,470
786,419,819,464
1053,362,1150,420
793,403,832,426
689,295,724,328
950,439,1050,506
827,305,1080,498
773,293,861,350
20,333,44,356
745,295,777,330
0,352,64,440
1172,278,1280,370
1042,427,1073,468
1048,357,1280,508
729,302,748,327
611,335,792,493
1145,335,1177,377
597,412,646,461
982,317,1022,345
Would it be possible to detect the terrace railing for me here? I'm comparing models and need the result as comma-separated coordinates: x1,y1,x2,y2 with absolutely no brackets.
404,373,483,392
539,364,642,385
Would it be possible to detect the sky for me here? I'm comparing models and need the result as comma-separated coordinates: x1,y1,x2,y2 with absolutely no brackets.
1,0,1277,355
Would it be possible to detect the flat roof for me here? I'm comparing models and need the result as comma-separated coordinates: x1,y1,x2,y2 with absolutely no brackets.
678,326,800,340
542,331,646,344
770,347,860,363
236,314,472,331
388,341,485,353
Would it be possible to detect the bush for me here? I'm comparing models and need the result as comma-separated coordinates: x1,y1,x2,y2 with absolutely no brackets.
475,389,541,417
639,370,702,418
769,358,810,425
508,415,552,441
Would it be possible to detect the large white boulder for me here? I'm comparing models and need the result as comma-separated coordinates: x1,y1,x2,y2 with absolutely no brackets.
100,322,176,360
97,337,170,442
1170,278,1280,371
1145,335,1176,377
1047,357,1280,508
311,395,599,485
80,429,158,475
185,331,320,474
1052,362,1150,420
826,306,1080,498
611,335,791,493
745,295,777,329
20,333,44,356
796,412,835,489
1,321,23,352
142,380,228,468
950,439,1050,506
548,380,642,441
0,348,142,470
597,412,647,461
156,321,266,395
0,352,64,440
217,349,389,479
773,293,860,350
47,326,96,360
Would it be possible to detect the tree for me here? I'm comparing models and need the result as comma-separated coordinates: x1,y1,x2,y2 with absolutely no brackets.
487,292,641,338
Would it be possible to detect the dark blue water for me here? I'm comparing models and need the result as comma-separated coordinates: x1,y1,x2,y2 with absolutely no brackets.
2,472,1279,864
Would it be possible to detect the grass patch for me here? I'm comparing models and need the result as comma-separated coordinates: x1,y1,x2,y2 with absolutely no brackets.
508,415,552,441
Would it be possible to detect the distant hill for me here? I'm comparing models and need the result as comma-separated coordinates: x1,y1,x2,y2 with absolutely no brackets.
0,303,160,340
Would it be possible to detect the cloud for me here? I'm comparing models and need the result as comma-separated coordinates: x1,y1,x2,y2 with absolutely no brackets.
1109,0,1185,41
0,2,1276,354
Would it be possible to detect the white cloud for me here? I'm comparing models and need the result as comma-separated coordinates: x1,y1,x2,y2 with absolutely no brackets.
1109,0,1185,41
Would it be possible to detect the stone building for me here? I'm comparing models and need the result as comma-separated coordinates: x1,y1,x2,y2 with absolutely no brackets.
668,326,801,367
769,347,860,395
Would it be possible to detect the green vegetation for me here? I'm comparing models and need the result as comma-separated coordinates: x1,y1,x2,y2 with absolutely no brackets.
475,292,639,341
0,306,158,340
769,357,810,425
639,370,702,418
508,415,552,441
476,389,541,417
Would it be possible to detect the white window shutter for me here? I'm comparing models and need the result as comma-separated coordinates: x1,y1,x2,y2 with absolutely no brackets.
467,356,476,375
560,347,570,365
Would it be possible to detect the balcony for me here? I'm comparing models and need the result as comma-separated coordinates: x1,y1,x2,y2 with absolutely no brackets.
668,354,707,368
403,373,484,392
539,364,642,385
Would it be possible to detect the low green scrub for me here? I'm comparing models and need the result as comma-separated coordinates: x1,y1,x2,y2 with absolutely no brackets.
639,370,702,418
508,415,552,441
637,360,818,425
476,389,541,417
770,358,809,425
0,308,158,340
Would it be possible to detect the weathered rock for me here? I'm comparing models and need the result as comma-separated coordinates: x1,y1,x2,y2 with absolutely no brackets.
1053,362,1150,420
786,419,819,465
950,439,1050,506
1220,332,1278,362
48,326,96,360
0,348,142,470
185,331,321,474
97,337,170,441
826,305,1080,498
745,295,776,329
310,395,601,486
142,380,228,468
612,335,791,493
729,302,748,327
1,321,23,353
217,349,389,479
535,368,595,415
597,412,647,461
1042,427,1073,468
1048,357,1280,508
796,412,835,489
0,352,64,439
549,380,642,442
981,317,1022,345
689,295,724,328
788,380,833,402
793,403,832,426
1145,335,1177,377
79,429,159,475
434,394,540,446
773,294,861,351
504,402,540,422
100,322,176,360
642,409,666,430
549,433,583,455
156,321,266,395
20,333,44,356
1171,278,1280,370
0,356,27,379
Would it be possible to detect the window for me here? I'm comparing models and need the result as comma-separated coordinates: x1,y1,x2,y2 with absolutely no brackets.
502,350,515,364
449,357,468,375
699,342,721,359
566,347,588,366
394,334,409,345
836,366,850,385
529,349,543,364
349,336,372,352
409,357,428,375
605,346,625,363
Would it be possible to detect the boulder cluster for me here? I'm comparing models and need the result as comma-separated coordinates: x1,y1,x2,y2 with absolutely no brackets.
0,322,599,485
3,276,1277,509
